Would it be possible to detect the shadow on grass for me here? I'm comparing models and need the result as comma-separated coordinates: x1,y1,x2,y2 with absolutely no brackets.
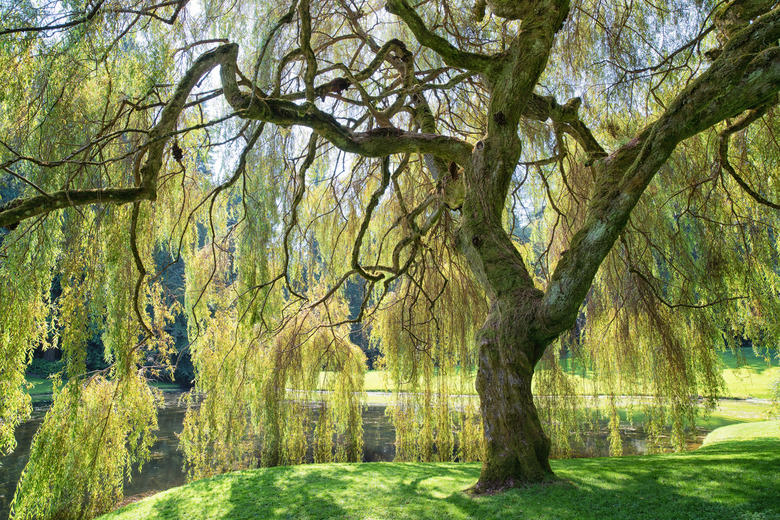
535,441,780,520
719,348,779,378
109,439,779,520
224,465,350,520
218,463,482,520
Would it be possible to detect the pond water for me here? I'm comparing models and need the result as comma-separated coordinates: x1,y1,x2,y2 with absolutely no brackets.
0,393,706,520
0,393,397,519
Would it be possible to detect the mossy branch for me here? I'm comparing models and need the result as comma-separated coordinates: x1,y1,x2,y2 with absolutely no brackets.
218,43,472,163
539,7,780,338
384,0,494,73
0,187,152,229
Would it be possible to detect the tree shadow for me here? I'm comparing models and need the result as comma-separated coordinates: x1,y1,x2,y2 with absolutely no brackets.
113,441,779,519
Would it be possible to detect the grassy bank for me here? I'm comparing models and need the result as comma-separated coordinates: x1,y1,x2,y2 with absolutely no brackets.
26,347,778,400
25,375,55,403
719,349,780,399
363,347,779,398
24,377,186,404
100,421,779,520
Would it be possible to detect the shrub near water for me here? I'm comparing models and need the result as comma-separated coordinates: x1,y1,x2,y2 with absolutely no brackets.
25,358,65,378
12,376,159,520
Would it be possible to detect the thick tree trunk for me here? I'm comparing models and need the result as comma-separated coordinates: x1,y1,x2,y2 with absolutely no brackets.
473,299,553,491
460,138,561,489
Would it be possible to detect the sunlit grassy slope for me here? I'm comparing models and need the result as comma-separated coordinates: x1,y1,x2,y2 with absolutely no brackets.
24,375,54,403
718,349,780,399
363,347,780,399
100,421,779,520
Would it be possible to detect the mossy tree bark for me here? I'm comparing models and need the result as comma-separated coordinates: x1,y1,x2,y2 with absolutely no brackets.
455,0,570,490
461,137,558,489
4,0,780,500
454,2,780,491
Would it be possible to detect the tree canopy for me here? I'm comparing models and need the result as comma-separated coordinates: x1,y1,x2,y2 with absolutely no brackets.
2,0,780,516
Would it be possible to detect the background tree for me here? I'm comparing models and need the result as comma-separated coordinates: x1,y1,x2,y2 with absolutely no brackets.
3,0,780,515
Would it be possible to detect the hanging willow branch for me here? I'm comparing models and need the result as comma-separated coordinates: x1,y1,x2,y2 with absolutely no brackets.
718,101,780,210
352,157,392,281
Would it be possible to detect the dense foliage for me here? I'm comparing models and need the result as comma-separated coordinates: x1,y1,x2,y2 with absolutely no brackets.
2,0,780,516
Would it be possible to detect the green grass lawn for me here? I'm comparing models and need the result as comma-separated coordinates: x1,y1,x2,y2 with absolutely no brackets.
700,399,775,429
25,375,55,403
364,347,780,399
100,421,780,520
149,381,190,392
23,376,186,400
702,420,780,446
24,347,778,428
25,347,778,400
719,349,780,399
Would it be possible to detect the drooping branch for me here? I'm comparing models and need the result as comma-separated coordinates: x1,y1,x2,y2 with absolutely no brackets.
1,37,472,237
282,132,318,300
0,162,53,198
188,125,267,339
718,102,780,209
629,267,748,310
1,44,232,230
352,158,392,282
0,0,105,36
116,0,190,25
130,201,153,339
539,6,780,338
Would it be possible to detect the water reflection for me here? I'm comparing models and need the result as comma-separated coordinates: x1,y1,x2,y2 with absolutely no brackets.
123,395,188,499
0,394,399,519
0,406,46,520
0,393,705,520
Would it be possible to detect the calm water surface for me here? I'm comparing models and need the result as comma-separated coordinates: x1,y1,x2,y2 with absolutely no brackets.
0,393,705,520
0,393,397,519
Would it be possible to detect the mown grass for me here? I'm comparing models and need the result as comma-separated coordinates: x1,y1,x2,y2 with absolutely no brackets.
26,347,778,400
23,376,186,401
701,420,780,445
699,399,774,429
25,375,55,403
100,421,779,520
608,397,772,431
149,381,189,392
363,347,780,399
719,349,780,399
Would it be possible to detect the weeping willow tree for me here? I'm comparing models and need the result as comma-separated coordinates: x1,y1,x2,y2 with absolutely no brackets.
3,0,780,514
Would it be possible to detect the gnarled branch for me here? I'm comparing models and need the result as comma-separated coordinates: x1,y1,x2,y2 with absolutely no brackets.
384,0,495,73
0,187,152,229
540,6,780,338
